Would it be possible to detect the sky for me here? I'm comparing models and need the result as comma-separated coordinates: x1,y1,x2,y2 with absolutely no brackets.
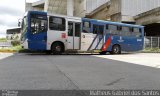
0,0,39,38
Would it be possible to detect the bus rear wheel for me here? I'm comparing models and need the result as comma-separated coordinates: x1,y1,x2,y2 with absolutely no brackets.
51,42,64,55
111,45,121,54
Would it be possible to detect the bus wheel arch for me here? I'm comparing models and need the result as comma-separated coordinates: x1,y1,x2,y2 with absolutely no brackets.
51,41,65,54
111,44,121,54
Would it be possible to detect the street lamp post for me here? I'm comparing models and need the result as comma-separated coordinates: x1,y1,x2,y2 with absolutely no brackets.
67,0,73,16
25,0,26,12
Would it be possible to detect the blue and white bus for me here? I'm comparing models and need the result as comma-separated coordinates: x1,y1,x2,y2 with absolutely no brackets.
20,11,144,54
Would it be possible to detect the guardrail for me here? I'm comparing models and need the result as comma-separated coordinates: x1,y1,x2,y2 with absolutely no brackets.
0,42,12,48
144,36,160,49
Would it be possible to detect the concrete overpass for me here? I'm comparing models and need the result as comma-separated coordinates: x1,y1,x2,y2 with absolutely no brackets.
25,0,160,36
135,7,160,36
25,0,109,17
26,0,86,17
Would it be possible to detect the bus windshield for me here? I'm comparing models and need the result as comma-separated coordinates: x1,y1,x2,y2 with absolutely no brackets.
30,14,48,34
21,16,28,41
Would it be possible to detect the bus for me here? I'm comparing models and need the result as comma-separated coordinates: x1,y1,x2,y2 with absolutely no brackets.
20,11,144,54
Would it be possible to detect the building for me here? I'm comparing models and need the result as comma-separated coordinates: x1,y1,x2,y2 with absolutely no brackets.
25,0,86,17
25,0,160,36
25,0,109,17
6,28,21,40
87,0,160,36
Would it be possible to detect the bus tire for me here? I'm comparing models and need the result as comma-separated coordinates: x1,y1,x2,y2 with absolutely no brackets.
111,45,121,54
51,42,64,55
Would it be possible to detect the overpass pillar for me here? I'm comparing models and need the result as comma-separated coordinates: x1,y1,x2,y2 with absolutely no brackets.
67,0,74,16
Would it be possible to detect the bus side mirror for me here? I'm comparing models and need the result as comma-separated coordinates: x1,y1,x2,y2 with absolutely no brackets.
18,19,22,27
18,21,21,27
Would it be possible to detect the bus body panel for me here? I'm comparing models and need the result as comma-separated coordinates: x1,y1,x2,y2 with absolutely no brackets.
67,17,81,50
46,15,82,51
47,30,67,50
21,11,144,53
81,18,106,51
103,22,144,52
27,11,48,50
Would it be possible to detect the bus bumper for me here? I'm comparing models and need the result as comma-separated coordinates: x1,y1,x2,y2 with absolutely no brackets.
21,39,28,49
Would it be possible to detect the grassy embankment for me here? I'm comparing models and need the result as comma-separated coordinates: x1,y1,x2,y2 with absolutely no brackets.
0,45,22,53
0,38,7,42
1,38,160,53
0,38,22,53
142,48,160,53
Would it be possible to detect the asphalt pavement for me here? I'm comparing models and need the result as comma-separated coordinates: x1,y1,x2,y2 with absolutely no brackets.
0,53,160,90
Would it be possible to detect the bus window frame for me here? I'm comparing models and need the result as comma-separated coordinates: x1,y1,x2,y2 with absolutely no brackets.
133,27,142,38
49,16,66,31
82,21,91,33
107,24,119,35
30,14,48,35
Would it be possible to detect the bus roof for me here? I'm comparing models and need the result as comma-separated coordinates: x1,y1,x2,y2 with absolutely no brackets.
28,11,47,15
82,18,144,28
27,11,144,28
28,11,81,20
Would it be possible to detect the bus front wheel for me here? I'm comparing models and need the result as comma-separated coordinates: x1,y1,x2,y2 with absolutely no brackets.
51,42,64,55
111,45,121,54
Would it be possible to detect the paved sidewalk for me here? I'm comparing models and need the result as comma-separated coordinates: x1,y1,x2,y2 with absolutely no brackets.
94,53,160,68
0,53,13,60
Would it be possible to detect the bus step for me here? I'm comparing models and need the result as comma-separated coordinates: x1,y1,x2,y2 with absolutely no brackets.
93,50,102,53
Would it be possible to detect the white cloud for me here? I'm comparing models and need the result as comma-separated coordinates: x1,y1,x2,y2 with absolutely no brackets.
27,0,40,3
0,0,40,38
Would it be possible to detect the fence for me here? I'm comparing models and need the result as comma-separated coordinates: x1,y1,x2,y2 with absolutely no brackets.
0,41,12,48
144,37,160,49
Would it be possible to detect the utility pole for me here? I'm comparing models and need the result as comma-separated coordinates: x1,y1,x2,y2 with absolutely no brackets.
25,0,26,12
67,0,73,16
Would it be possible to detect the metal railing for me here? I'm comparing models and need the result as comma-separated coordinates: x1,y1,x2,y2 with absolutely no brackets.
144,37,160,49
0,41,12,48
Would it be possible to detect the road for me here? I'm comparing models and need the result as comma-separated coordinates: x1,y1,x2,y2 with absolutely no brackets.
0,53,160,90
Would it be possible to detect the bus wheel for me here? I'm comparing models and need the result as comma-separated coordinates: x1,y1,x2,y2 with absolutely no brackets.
51,42,64,55
111,45,121,54
99,51,107,55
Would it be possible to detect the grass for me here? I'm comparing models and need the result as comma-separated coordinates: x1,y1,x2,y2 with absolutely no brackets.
0,38,7,42
0,44,160,53
0,45,23,53
143,48,160,53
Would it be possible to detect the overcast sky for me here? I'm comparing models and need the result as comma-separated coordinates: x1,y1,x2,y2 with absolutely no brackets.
0,0,39,38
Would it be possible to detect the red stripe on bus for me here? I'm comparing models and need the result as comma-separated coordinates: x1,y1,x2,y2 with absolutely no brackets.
101,36,111,51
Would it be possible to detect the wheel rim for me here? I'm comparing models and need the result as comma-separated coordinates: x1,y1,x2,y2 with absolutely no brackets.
113,46,119,54
55,46,61,52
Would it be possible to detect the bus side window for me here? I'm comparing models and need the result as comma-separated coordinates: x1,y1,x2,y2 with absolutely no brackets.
130,27,134,32
49,16,66,31
68,22,73,36
108,25,118,35
93,24,98,34
106,25,109,30
134,28,141,37
122,26,130,36
31,15,47,34
129,27,134,36
83,21,90,33
117,26,122,35
106,24,109,34
75,23,81,37
99,25,104,35
117,26,122,31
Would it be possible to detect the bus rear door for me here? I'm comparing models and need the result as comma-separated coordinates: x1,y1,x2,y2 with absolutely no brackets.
67,21,81,50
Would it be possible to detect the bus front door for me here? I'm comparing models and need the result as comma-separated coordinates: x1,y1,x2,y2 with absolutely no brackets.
67,22,81,50
28,14,48,50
